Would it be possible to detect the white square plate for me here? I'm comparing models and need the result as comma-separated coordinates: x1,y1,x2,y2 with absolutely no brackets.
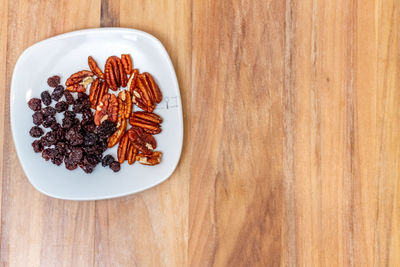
10,28,183,200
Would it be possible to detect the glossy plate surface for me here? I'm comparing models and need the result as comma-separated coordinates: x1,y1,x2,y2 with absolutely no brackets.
10,28,183,200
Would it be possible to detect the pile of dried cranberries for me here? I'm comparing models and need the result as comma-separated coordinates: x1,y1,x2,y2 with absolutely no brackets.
28,54,163,173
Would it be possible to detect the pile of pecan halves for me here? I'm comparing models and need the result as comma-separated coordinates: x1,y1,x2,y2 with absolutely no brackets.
65,54,163,166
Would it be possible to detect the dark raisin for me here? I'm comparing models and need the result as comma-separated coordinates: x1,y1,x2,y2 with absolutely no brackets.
42,116,56,128
29,126,44,137
50,122,61,131
47,75,61,87
32,111,44,125
96,120,117,139
64,156,78,170
32,139,44,153
65,128,83,146
42,106,56,117
40,91,52,106
102,155,114,167
83,133,98,146
109,161,121,172
63,90,75,105
83,123,96,133
72,103,83,113
55,127,65,140
79,163,94,174
28,98,41,111
64,111,76,119
55,101,68,113
43,131,57,146
78,92,89,100
51,154,64,166
70,147,83,163
62,117,75,129
42,148,56,161
82,110,93,120
51,85,64,101
56,142,68,155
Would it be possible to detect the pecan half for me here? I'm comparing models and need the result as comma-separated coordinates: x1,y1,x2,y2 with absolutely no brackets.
105,56,127,90
136,74,154,107
89,78,100,108
121,54,133,75
143,72,162,104
65,70,94,92
132,88,153,112
117,131,130,163
88,56,105,79
127,127,157,154
136,151,162,166
94,93,118,126
127,69,139,94
127,144,138,165
107,116,127,147
129,111,162,134
118,90,132,119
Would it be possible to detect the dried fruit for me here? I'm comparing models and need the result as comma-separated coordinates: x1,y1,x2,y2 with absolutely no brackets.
96,120,117,139
51,85,65,101
47,75,61,87
32,111,44,125
65,70,94,92
41,91,52,106
42,116,56,128
109,161,121,172
42,106,56,117
129,111,162,134
63,90,75,105
88,56,104,79
121,54,133,75
55,101,68,113
94,93,118,126
28,98,42,111
32,139,44,153
136,151,162,166
102,154,115,167
105,56,127,90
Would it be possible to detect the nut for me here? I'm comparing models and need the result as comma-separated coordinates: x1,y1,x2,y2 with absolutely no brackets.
129,111,162,134
105,56,127,90
121,54,133,75
118,90,132,119
94,93,118,126
127,144,138,165
132,88,154,112
117,131,129,163
136,151,162,166
88,56,105,79
89,78,100,108
127,69,139,94
127,126,157,154
107,116,127,147
136,74,154,107
65,70,94,92
143,72,162,104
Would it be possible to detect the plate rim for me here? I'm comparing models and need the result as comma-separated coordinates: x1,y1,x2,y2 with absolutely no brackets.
10,27,184,200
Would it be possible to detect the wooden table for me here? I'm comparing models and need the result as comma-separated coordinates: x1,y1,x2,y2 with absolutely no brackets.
0,0,399,266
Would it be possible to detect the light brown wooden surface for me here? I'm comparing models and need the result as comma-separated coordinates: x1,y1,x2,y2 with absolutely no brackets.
0,0,399,266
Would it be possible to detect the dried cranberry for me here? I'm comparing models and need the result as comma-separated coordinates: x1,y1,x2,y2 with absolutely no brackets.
109,161,120,172
32,139,44,153
29,126,44,137
55,101,68,113
40,91,52,106
42,106,56,117
43,116,56,128
28,98,41,111
51,85,64,101
102,155,114,167
63,90,75,105
47,75,61,87
32,111,44,125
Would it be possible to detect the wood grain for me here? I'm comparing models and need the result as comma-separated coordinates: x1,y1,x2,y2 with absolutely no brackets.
0,0,400,266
